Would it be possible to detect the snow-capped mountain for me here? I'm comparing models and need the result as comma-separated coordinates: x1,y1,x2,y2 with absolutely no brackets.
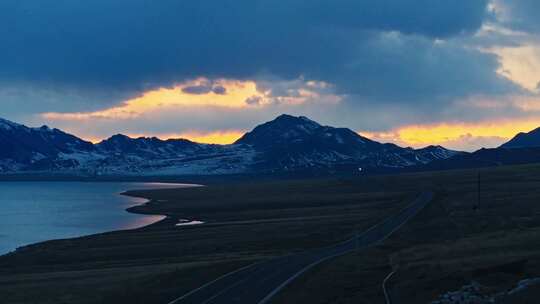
96,134,204,159
235,114,462,172
414,145,464,163
92,135,255,176
0,118,96,172
0,115,461,176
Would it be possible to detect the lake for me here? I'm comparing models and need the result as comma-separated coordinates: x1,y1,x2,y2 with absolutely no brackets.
0,182,194,255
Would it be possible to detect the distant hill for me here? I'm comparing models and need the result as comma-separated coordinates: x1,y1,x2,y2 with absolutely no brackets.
501,127,540,148
0,115,461,176
416,147,540,171
411,126,540,171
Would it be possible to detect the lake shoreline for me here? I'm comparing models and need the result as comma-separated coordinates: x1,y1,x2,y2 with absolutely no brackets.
0,181,196,257
121,185,203,230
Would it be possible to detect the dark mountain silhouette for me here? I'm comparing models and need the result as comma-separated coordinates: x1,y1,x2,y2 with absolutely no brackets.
412,127,540,171
501,127,540,148
415,147,540,171
0,115,461,175
235,114,462,172
0,118,95,171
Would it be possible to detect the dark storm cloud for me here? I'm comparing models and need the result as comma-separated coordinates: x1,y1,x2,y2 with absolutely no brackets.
0,0,494,113
327,34,520,103
182,85,213,95
0,84,133,121
182,84,227,95
212,86,227,95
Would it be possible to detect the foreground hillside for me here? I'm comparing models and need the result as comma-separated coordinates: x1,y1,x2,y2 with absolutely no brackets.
0,114,460,176
2,164,540,303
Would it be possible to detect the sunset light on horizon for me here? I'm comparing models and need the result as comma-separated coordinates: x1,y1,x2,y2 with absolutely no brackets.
3,0,540,153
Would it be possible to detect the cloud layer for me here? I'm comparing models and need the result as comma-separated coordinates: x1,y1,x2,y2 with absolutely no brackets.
1,0,540,151
0,1,492,101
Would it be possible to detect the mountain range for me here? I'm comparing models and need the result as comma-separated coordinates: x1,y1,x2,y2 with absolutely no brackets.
3,114,540,177
0,114,465,176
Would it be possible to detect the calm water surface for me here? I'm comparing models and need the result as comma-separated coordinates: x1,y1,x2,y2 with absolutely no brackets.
0,182,195,255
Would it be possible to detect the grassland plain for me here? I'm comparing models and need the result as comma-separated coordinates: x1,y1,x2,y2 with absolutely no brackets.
1,164,540,303
273,165,540,303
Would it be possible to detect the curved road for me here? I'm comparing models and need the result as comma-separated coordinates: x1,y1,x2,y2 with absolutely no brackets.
169,191,433,304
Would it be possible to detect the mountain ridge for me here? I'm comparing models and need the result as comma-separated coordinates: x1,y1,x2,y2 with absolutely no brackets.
501,127,540,149
0,114,462,176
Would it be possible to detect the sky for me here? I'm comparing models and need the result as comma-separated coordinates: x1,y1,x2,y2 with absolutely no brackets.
1,0,540,151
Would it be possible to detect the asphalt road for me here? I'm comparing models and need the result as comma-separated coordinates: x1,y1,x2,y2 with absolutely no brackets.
169,191,434,304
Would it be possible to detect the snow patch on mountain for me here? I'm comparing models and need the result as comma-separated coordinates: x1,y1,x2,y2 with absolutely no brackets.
0,115,461,176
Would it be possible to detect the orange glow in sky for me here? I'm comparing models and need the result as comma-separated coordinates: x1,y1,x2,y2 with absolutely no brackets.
43,79,267,120
83,131,243,145
79,119,540,149
38,77,540,150
360,119,540,150
120,130,244,145
72,118,540,150
179,131,244,144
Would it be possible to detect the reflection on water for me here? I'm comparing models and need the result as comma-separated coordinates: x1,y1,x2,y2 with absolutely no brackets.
0,182,195,255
